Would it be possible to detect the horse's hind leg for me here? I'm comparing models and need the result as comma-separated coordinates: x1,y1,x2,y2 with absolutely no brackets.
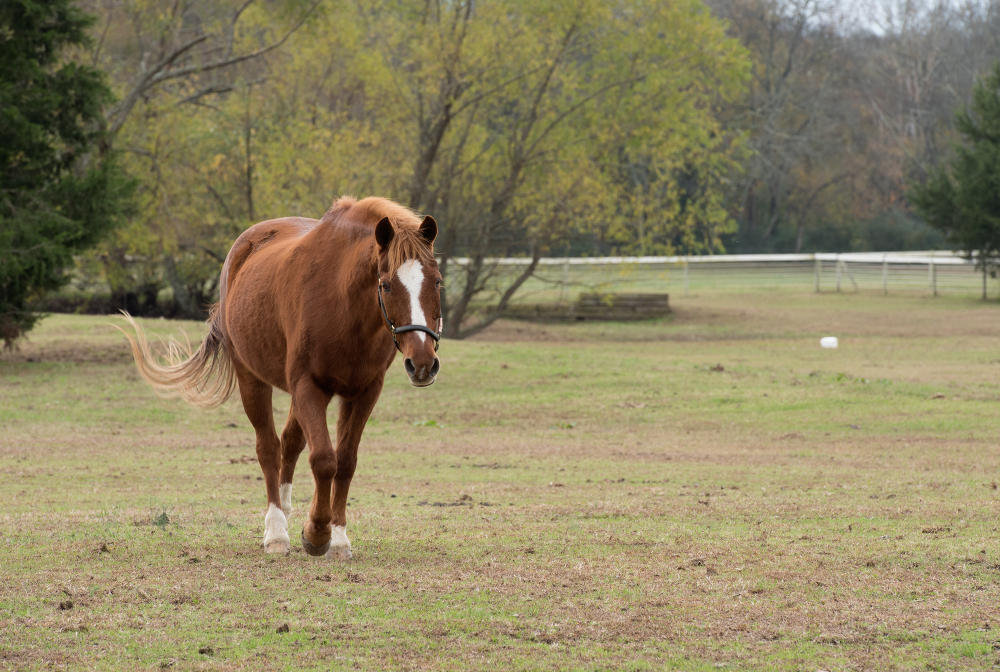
234,362,289,554
278,404,307,515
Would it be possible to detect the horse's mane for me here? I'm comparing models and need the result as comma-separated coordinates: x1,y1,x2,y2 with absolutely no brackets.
326,196,434,273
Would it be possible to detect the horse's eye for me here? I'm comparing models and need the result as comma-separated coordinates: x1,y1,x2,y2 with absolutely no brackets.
435,279,441,289
381,281,391,292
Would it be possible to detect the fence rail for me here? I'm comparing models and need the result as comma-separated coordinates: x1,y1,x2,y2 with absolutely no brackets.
445,251,993,304
450,251,972,266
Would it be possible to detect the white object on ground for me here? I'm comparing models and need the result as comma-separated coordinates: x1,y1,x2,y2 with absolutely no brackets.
820,337,838,349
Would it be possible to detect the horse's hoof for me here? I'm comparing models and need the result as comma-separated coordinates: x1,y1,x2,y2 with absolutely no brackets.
325,526,352,560
264,539,290,554
301,530,331,557
325,546,352,560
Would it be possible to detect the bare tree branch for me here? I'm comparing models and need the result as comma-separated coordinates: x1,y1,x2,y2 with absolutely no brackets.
104,0,321,137
178,84,235,105
456,255,541,339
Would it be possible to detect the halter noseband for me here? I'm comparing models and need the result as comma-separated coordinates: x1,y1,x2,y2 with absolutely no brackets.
378,281,442,353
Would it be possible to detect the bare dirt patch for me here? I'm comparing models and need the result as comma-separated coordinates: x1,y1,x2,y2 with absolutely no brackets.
1,339,134,365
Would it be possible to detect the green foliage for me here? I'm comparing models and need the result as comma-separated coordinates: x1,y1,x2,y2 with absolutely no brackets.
0,0,132,345
79,0,748,328
151,508,170,529
788,208,947,253
910,62,1000,272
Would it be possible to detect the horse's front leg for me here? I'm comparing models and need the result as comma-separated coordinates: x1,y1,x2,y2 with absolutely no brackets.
326,382,383,560
291,379,337,556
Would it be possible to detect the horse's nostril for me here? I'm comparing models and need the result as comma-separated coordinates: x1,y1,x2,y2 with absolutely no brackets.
404,358,416,377
430,358,440,377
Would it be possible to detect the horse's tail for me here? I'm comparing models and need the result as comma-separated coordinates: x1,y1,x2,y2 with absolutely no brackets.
116,307,237,409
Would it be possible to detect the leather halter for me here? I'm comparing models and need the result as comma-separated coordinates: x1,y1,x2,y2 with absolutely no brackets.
378,281,442,353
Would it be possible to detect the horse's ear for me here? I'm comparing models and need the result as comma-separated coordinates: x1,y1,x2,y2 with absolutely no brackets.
375,217,394,251
418,216,437,245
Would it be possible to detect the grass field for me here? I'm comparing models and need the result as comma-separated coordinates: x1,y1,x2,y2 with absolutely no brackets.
2,292,999,671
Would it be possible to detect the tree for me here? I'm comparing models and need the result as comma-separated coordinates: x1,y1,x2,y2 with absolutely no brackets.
73,0,320,318
910,62,1000,299
708,0,858,252
361,0,747,337
70,0,747,334
0,0,133,346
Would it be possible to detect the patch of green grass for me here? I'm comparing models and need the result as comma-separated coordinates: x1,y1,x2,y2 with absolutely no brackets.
1,299,1000,670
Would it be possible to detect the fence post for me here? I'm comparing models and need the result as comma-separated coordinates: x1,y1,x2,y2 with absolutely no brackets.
683,258,689,297
927,250,937,296
814,257,821,292
836,257,842,292
928,252,936,296
882,255,888,295
560,260,569,302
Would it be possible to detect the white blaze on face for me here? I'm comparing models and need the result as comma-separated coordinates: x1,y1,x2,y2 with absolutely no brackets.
396,259,427,342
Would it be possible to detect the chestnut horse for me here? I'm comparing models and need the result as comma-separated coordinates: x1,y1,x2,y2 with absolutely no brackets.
119,196,442,559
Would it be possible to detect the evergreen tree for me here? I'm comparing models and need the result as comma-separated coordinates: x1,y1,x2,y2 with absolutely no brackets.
910,62,1000,299
0,0,133,346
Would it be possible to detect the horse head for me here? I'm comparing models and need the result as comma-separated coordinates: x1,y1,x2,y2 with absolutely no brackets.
375,215,442,387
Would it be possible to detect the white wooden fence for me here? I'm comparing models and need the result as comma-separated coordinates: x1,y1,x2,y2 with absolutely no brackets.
447,251,992,302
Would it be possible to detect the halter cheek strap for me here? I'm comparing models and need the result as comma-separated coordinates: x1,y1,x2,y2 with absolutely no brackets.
378,282,442,353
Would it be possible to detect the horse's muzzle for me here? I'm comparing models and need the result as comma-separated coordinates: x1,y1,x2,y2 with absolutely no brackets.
404,357,439,387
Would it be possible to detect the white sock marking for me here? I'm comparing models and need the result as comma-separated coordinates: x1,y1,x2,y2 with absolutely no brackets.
330,525,350,549
279,483,292,514
326,525,352,560
263,503,289,549
396,260,427,342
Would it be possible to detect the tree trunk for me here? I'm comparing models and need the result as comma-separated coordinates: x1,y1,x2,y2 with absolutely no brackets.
407,104,453,210
244,87,255,222
456,255,541,339
163,254,202,318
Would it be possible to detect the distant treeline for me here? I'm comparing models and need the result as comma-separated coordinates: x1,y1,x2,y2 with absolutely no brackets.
53,0,1000,330
706,0,1000,256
